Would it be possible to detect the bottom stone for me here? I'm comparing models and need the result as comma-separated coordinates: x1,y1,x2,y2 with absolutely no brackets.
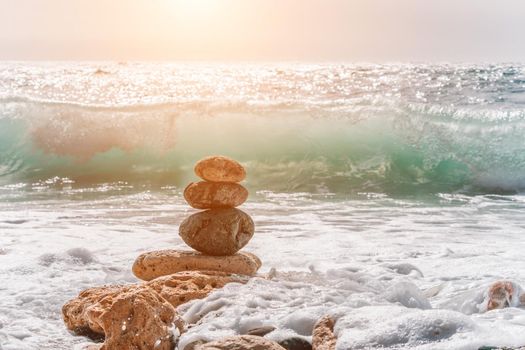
65,287,181,350
63,271,248,342
132,249,262,281
99,287,177,350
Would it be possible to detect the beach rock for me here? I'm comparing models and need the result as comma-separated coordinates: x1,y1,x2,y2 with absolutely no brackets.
312,316,336,350
486,280,525,311
278,338,312,350
63,271,249,341
194,155,246,183
98,287,177,350
63,285,132,338
64,286,183,349
184,181,248,209
179,208,255,256
133,250,261,281
196,335,285,350
245,325,276,337
146,271,249,307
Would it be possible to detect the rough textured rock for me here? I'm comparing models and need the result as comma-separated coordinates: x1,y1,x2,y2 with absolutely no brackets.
63,271,249,342
486,281,525,311
133,250,261,281
196,335,285,350
312,316,337,350
64,286,183,349
278,338,312,350
63,285,134,338
146,271,249,307
179,208,255,256
487,281,515,310
99,287,177,350
194,155,246,183
184,181,249,209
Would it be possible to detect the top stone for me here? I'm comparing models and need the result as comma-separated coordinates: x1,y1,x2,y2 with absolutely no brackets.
194,155,246,183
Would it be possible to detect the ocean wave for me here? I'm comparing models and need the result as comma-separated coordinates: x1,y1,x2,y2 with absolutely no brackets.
1,97,525,195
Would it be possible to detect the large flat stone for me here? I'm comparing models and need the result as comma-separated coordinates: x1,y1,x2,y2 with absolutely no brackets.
133,249,261,281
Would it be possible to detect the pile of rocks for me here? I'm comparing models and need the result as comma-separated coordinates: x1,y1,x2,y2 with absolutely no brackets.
62,156,268,350
133,155,261,280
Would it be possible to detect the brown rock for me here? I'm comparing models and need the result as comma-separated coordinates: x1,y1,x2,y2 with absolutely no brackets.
196,335,285,350
146,271,249,307
98,287,177,350
486,281,524,311
312,316,336,350
63,271,248,342
63,285,133,338
184,181,249,209
245,325,276,337
179,208,255,256
278,338,312,350
133,250,261,281
64,286,183,349
194,155,246,183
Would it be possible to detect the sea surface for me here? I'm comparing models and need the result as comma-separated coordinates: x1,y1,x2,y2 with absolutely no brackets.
1,62,525,349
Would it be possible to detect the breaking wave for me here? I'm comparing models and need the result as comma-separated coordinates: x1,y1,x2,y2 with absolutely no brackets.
1,98,525,195
2,62,525,195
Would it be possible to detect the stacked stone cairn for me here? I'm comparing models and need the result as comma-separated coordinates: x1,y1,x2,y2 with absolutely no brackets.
61,156,266,350
132,155,261,280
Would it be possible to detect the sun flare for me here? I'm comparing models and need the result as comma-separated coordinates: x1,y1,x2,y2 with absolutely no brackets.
165,0,220,17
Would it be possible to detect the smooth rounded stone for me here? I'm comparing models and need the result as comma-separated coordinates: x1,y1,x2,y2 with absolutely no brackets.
194,155,246,183
184,181,248,209
278,338,312,350
196,335,285,350
133,250,261,281
312,316,336,350
245,325,276,337
179,208,255,256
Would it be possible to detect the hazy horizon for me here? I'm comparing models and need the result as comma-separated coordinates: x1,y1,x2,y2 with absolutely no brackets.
1,0,525,62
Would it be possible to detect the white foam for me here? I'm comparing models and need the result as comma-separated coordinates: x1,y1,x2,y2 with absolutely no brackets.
1,192,525,349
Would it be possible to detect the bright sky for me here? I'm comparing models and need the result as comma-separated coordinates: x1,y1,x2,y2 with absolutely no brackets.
0,0,524,62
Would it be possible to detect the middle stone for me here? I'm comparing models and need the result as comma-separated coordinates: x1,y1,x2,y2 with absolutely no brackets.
184,181,248,209
179,208,255,256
